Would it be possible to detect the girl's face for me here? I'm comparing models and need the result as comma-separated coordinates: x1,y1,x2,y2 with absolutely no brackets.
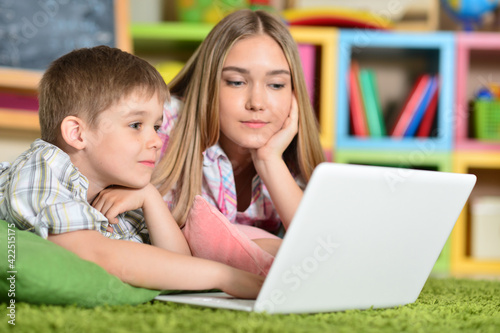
218,34,292,155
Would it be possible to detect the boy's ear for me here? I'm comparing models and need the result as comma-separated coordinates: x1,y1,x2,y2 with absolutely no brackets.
60,116,86,150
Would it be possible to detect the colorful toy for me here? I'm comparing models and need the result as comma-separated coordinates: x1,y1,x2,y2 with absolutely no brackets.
476,87,495,100
281,7,393,30
440,0,500,31
475,83,500,100
176,0,249,23
488,82,500,98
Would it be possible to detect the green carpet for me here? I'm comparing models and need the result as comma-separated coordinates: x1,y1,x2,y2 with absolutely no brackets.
2,277,499,333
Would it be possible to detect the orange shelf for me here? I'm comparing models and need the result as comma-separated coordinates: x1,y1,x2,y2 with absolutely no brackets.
0,109,39,131
451,152,500,275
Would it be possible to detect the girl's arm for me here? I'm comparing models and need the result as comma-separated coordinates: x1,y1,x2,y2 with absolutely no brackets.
251,96,302,230
253,158,302,230
92,184,191,255
48,230,263,299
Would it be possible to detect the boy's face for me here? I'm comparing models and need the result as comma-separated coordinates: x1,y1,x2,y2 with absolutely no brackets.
82,90,164,190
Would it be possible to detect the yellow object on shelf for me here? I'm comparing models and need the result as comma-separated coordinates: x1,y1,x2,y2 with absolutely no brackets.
156,61,186,85
470,196,500,260
281,7,394,30
288,26,338,150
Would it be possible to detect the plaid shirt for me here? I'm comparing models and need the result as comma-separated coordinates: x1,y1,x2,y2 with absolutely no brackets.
0,139,148,242
158,97,282,234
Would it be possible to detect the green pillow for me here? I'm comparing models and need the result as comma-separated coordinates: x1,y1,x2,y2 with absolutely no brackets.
0,220,160,307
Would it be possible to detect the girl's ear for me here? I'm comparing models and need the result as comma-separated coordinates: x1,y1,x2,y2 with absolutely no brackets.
60,116,86,150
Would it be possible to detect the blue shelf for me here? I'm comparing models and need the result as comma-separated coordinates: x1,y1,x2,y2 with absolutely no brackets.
336,30,456,151
334,150,452,172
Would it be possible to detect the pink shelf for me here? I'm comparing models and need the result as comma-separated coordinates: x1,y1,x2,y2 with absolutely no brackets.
456,32,500,150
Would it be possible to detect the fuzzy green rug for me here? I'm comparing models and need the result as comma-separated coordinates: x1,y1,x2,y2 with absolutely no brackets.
2,277,499,333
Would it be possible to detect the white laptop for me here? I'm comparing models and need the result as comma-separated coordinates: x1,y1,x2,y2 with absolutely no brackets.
155,162,476,314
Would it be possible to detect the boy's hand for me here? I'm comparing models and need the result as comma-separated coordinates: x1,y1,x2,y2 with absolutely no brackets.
220,266,265,299
92,184,155,229
92,184,189,256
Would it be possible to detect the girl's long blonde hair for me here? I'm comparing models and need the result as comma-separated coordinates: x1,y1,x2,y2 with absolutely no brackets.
152,9,325,225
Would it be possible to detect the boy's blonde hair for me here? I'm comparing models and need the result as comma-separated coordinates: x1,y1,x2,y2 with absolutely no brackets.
39,45,169,144
152,9,325,225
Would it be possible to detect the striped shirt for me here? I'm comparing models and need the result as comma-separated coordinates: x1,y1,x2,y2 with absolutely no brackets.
0,139,148,242
158,97,284,234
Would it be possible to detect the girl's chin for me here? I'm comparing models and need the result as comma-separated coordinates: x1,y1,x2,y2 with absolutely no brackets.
220,136,271,153
241,136,273,149
239,142,266,151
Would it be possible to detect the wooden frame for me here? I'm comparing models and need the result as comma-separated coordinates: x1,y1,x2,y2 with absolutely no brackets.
0,0,130,131
393,0,440,31
451,152,500,276
455,32,500,151
336,30,455,151
289,26,338,151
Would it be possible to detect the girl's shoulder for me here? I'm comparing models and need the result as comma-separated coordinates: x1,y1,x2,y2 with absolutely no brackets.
163,96,183,118
159,96,184,144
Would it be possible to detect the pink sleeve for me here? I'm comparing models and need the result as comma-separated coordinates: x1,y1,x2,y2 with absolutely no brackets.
158,97,182,159
182,196,275,276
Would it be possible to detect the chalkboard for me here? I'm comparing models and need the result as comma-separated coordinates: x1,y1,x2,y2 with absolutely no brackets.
0,0,125,71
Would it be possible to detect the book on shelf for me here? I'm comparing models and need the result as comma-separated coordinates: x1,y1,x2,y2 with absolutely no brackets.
390,74,430,137
404,75,439,137
0,91,39,112
0,90,40,130
348,61,369,137
297,43,316,106
415,76,439,138
359,68,386,137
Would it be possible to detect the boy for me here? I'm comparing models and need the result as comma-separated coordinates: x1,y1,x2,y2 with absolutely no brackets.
0,46,263,298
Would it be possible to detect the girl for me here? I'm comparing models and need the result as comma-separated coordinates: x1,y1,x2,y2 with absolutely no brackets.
153,9,325,252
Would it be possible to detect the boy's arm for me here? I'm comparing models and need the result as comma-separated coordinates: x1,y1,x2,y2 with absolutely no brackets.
140,185,190,254
92,184,190,255
48,230,263,299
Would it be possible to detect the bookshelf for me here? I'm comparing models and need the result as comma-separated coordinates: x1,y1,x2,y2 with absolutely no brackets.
335,150,452,172
452,152,500,275
451,33,500,275
336,30,455,151
289,27,337,150
455,32,500,151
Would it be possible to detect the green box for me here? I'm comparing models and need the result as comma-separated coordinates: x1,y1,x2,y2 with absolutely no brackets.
474,100,500,141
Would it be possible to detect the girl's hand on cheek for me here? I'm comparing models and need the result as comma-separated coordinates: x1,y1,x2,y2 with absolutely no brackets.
251,94,298,164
